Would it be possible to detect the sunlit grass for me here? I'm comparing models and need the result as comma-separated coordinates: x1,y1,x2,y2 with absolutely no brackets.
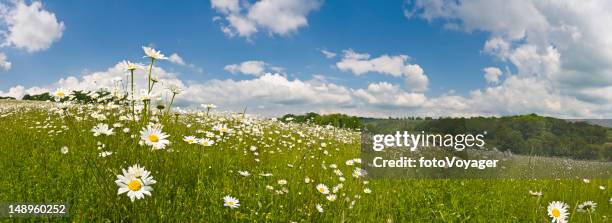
0,100,609,222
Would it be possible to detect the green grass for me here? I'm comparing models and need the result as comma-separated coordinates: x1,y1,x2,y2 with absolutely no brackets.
0,100,610,222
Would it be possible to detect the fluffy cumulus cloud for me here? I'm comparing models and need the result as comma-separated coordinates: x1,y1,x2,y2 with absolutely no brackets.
0,52,11,71
224,60,283,76
211,0,321,39
336,49,429,92
353,82,426,108
403,0,612,117
0,1,65,52
483,67,502,84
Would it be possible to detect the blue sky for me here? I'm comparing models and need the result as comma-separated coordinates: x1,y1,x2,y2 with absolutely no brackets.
1,0,494,94
1,0,611,118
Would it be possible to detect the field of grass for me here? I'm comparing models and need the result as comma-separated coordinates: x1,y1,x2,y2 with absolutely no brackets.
0,100,610,222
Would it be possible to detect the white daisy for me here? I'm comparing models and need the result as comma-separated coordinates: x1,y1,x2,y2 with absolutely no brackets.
199,138,214,146
316,184,329,195
53,88,69,100
99,151,113,157
547,201,569,223
238,171,250,177
326,194,337,202
577,201,596,212
140,125,170,149
316,204,323,213
60,146,69,154
121,60,144,71
183,136,198,144
91,123,114,136
115,164,156,202
223,195,240,209
143,46,167,60
364,188,372,194
167,84,182,95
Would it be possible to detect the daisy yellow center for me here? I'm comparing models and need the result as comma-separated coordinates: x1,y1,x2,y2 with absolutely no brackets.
227,201,234,205
319,188,325,193
148,134,159,142
552,208,560,218
56,92,65,97
202,141,209,146
128,179,142,191
188,139,194,143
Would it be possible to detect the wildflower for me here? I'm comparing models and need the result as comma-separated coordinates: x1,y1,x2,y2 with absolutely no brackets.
326,194,337,202
143,46,167,60
583,178,590,184
99,151,113,157
364,188,372,194
167,84,182,95
316,184,329,195
352,167,366,178
238,171,250,177
115,164,156,202
121,60,144,71
183,136,198,144
577,201,596,212
201,104,217,109
304,177,311,184
92,123,114,136
223,195,240,209
278,179,287,185
52,88,68,100
599,186,605,190
316,204,323,213
199,138,214,146
60,146,69,154
140,125,170,149
547,201,569,223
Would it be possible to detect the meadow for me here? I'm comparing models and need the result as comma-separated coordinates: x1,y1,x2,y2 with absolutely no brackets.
0,100,610,222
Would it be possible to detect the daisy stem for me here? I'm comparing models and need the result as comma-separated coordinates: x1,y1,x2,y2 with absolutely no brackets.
130,70,135,117
166,93,176,113
147,58,155,93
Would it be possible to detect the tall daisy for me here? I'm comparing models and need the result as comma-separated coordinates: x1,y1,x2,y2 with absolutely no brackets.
53,88,69,101
140,125,170,149
547,201,569,223
115,164,156,202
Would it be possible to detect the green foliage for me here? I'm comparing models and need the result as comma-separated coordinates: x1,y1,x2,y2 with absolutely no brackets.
361,114,610,161
281,112,363,129
421,114,611,161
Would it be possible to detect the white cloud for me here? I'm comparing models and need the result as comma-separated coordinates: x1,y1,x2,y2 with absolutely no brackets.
353,82,427,108
405,0,612,117
320,49,336,58
167,53,203,73
224,60,282,76
0,52,11,71
168,53,186,65
0,85,47,99
211,0,321,39
483,67,502,84
336,49,429,92
1,1,65,52
3,59,610,118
